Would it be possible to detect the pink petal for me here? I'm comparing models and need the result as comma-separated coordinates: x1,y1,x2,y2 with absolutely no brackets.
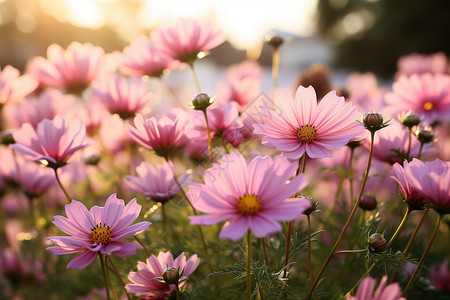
67,250,97,269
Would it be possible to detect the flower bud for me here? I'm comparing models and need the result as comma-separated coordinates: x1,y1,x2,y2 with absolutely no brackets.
192,93,214,111
359,195,377,211
369,233,387,252
1,131,15,145
399,111,421,129
347,140,363,149
83,153,101,166
302,198,319,216
163,266,180,285
362,112,390,133
415,127,435,144
265,34,284,48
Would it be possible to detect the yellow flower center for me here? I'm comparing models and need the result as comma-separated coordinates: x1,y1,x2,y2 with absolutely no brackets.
297,124,317,143
90,223,112,245
237,194,261,215
423,101,434,111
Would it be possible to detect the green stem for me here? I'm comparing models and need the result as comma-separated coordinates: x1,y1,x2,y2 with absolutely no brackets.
349,147,355,204
246,231,252,300
402,213,441,296
334,249,366,255
308,131,376,300
105,256,119,300
54,168,71,202
261,238,269,265
100,254,111,300
307,214,312,293
133,236,150,257
175,284,181,300
107,256,132,300
188,61,201,93
202,110,214,165
406,128,412,160
417,142,424,159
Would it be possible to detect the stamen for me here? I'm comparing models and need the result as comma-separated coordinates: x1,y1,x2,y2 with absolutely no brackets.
90,223,112,245
237,194,261,215
297,124,317,143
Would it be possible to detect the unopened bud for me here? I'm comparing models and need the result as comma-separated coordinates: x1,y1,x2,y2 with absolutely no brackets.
1,131,15,145
399,111,420,129
192,93,214,111
369,233,387,252
302,198,318,216
363,112,389,132
415,127,435,144
163,267,180,285
359,195,377,211
347,140,363,149
83,153,101,165
265,34,284,48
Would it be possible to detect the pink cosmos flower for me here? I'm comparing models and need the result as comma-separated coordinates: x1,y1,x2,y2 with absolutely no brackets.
125,161,189,203
385,73,450,124
347,276,405,300
0,65,37,105
345,72,386,112
91,74,153,120
4,89,76,129
392,160,427,208
29,42,109,94
396,52,448,77
120,35,177,77
126,251,199,299
151,18,226,63
11,116,89,169
127,113,188,158
188,151,310,241
404,158,450,213
429,260,450,292
47,193,151,269
253,85,366,159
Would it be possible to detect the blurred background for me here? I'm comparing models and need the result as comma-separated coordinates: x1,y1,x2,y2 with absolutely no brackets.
0,0,449,79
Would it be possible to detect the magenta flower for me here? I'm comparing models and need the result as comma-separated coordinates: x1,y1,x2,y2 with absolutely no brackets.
405,158,450,214
151,18,226,63
125,161,189,203
347,276,405,300
91,74,153,119
254,85,366,159
47,193,151,269
188,151,310,241
385,73,450,124
429,260,450,292
127,113,188,158
126,251,200,299
29,42,109,94
392,160,426,208
11,116,89,169
0,65,37,105
120,35,177,77
396,52,448,77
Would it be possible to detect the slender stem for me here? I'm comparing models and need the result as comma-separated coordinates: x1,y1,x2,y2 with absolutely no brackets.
261,238,269,265
188,61,201,93
348,205,411,294
348,147,355,204
335,249,366,255
308,131,376,300
283,221,292,278
105,257,119,300
133,236,150,257
54,168,71,202
202,110,214,165
246,231,252,300
272,47,280,101
99,254,111,300
107,256,132,300
402,214,441,296
417,142,424,159
386,206,410,248
403,209,428,255
175,284,181,300
406,128,412,160
307,214,312,293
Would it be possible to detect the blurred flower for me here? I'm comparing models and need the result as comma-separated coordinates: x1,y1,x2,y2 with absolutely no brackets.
125,161,189,203
126,251,200,299
296,63,333,101
405,158,450,214
188,151,310,241
28,42,109,94
385,73,450,124
429,260,450,292
91,74,153,120
0,65,37,105
11,116,88,169
392,160,427,209
254,85,366,159
120,35,177,77
396,52,448,77
127,113,188,158
346,276,405,300
345,72,386,112
47,193,151,269
151,18,226,64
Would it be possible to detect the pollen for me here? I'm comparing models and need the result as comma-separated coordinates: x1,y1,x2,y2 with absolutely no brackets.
297,124,317,143
423,101,434,111
237,194,261,215
90,223,112,245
